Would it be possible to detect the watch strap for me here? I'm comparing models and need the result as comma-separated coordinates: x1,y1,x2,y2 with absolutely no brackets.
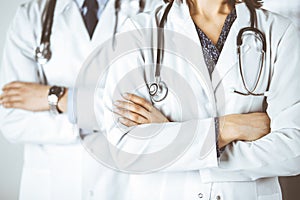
48,86,65,115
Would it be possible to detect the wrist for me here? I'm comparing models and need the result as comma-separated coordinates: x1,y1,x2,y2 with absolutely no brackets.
57,88,68,113
48,85,66,114
45,86,51,110
218,116,228,148
218,115,240,148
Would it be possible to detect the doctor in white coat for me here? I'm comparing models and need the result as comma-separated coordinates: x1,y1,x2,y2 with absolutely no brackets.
0,0,162,199
102,0,300,199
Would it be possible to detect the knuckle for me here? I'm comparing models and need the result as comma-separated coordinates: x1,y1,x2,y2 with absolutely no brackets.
140,98,147,105
4,102,11,108
133,115,139,122
133,105,141,112
141,118,148,124
140,99,149,107
127,93,133,100
148,105,154,112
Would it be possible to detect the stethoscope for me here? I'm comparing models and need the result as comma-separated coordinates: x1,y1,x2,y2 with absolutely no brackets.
35,0,57,84
149,1,267,103
34,0,145,84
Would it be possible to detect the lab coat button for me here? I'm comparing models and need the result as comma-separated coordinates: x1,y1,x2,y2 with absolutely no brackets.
89,190,94,196
216,195,221,200
198,193,203,198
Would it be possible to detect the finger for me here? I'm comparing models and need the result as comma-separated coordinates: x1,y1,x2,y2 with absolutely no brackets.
2,101,23,109
113,108,148,124
1,95,23,104
118,117,138,127
122,93,153,111
1,88,21,96
2,81,24,90
115,100,149,118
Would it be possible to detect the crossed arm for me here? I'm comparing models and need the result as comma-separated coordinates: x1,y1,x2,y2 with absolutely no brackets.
0,82,270,148
113,93,270,148
0,82,68,113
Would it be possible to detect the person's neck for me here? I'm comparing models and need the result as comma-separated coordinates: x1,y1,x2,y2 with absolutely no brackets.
187,0,232,17
186,0,234,45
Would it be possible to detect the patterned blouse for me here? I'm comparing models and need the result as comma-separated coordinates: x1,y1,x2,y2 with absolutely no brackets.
195,8,237,76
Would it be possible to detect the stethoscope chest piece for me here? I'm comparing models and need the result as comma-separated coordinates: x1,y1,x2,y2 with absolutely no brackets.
149,80,168,102
35,42,52,65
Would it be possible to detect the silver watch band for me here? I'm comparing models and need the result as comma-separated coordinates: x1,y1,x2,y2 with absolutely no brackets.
49,103,60,115
48,86,65,115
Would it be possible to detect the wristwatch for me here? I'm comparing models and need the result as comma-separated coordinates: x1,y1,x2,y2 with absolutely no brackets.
48,86,65,115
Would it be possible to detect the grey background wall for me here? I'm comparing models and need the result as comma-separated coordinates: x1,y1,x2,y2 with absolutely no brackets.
0,1,25,200
0,0,299,200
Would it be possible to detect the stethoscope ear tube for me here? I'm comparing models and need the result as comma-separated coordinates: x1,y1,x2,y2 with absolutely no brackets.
236,28,266,96
234,3,267,97
237,27,266,53
35,0,57,65
41,0,57,48
150,1,173,102
35,0,57,84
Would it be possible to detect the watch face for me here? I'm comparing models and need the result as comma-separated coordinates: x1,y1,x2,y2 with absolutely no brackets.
48,86,64,110
49,86,64,96
48,94,59,105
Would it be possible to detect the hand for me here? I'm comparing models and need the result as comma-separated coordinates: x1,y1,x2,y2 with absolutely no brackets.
113,93,169,127
0,81,68,112
218,112,270,148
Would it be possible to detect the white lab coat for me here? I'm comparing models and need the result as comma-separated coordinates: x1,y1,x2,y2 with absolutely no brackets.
99,1,300,199
0,0,163,199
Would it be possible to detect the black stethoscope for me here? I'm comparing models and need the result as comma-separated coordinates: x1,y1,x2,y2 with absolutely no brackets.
149,1,267,103
35,0,57,84
35,0,145,84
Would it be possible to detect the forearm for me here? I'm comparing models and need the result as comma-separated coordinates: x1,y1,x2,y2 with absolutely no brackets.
218,113,270,148
201,127,300,182
104,115,218,172
201,23,300,182
0,108,79,144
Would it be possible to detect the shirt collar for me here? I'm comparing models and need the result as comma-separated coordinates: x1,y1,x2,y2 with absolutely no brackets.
75,0,109,9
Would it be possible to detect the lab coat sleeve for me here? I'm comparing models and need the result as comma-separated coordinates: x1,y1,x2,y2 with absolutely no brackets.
200,23,300,182
0,6,79,144
101,29,218,172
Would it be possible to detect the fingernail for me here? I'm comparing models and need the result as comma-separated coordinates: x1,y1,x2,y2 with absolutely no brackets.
122,93,130,99
113,107,120,113
114,101,121,106
118,117,125,123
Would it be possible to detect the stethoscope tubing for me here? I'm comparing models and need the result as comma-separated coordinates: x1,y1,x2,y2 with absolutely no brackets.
150,1,268,101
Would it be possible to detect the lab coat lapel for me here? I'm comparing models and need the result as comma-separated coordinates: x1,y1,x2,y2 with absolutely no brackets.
56,0,120,47
211,3,252,90
59,0,92,43
55,0,73,15
91,0,116,46
168,0,212,91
